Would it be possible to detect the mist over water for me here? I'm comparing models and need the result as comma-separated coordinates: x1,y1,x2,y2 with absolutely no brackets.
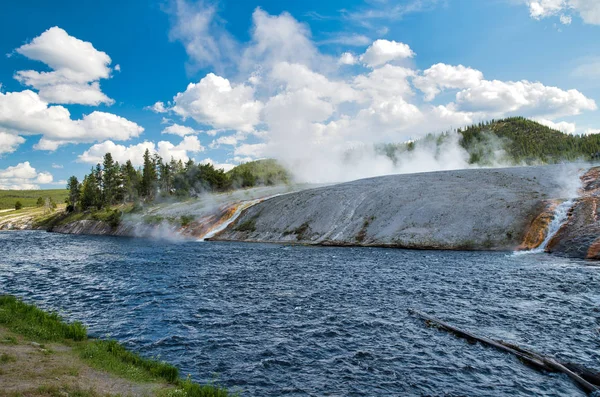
1,231,599,396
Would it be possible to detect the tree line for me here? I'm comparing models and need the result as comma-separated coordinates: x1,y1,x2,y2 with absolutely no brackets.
66,150,286,212
377,117,600,166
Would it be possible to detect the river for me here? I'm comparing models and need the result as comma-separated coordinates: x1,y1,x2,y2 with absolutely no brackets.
1,230,599,396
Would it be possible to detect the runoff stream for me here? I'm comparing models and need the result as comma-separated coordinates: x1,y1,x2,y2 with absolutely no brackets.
1,230,599,396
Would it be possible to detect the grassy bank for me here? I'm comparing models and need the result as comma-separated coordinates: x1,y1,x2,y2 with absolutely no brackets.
0,190,68,210
0,295,232,396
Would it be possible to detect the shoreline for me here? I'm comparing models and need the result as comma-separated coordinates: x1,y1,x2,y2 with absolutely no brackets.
0,295,231,397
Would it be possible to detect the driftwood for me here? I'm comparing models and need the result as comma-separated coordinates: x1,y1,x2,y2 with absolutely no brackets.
409,309,600,395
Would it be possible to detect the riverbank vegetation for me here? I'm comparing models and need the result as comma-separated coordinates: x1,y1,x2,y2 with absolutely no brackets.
66,154,290,213
0,295,232,396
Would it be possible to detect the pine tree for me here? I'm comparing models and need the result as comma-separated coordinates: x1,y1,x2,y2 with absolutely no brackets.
141,149,157,200
102,153,119,207
66,176,80,211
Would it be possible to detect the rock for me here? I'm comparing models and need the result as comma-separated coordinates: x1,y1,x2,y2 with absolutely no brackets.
213,165,585,251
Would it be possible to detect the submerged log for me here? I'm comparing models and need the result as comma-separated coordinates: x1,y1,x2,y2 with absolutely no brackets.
409,309,600,395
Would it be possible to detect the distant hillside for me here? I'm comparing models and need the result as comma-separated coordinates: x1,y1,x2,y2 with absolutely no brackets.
460,117,600,164
0,189,68,210
227,159,291,187
379,117,600,166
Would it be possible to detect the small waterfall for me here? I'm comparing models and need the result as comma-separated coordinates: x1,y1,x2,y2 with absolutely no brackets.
537,199,574,251
200,193,282,241
517,199,574,254
201,198,264,241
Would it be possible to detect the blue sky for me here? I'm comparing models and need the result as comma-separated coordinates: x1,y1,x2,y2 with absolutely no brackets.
0,0,599,188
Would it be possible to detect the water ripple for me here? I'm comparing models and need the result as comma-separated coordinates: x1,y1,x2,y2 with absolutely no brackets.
0,230,599,396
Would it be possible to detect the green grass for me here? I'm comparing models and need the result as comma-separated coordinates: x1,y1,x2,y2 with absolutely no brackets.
0,295,233,396
78,340,178,383
0,189,68,210
0,295,87,342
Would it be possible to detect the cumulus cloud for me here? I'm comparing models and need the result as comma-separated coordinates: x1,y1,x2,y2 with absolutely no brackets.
210,135,240,148
0,162,53,190
413,63,484,101
455,79,597,118
535,118,577,134
0,132,25,155
234,143,267,159
339,52,358,65
0,90,143,150
199,158,236,172
78,136,204,166
585,128,600,135
14,27,114,105
271,62,361,104
162,123,198,136
359,39,415,67
172,73,263,132
147,101,168,113
154,8,597,183
524,0,600,25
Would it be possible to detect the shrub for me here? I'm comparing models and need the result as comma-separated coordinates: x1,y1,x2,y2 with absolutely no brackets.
14,201,23,210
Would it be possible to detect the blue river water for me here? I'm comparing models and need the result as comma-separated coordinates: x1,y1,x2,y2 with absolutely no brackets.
1,230,599,396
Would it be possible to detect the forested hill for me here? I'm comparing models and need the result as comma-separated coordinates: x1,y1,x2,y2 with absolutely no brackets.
459,117,600,164
380,117,600,166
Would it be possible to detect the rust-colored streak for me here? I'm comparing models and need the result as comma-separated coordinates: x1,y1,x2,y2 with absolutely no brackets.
586,237,600,260
518,200,559,250
580,167,600,197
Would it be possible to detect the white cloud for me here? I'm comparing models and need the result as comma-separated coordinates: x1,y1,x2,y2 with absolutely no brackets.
14,27,114,105
210,135,239,148
339,52,358,65
0,90,143,150
354,64,416,101
172,73,263,132
524,0,600,25
271,62,361,104
359,39,415,68
78,141,155,166
455,79,597,118
535,118,577,134
320,34,372,47
0,132,25,155
560,14,573,24
241,8,327,73
162,123,198,137
157,135,205,162
0,161,53,190
199,158,236,172
167,0,239,74
234,143,267,159
52,163,64,169
413,63,484,101
156,7,597,183
79,136,204,166
147,101,168,113
584,128,600,135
